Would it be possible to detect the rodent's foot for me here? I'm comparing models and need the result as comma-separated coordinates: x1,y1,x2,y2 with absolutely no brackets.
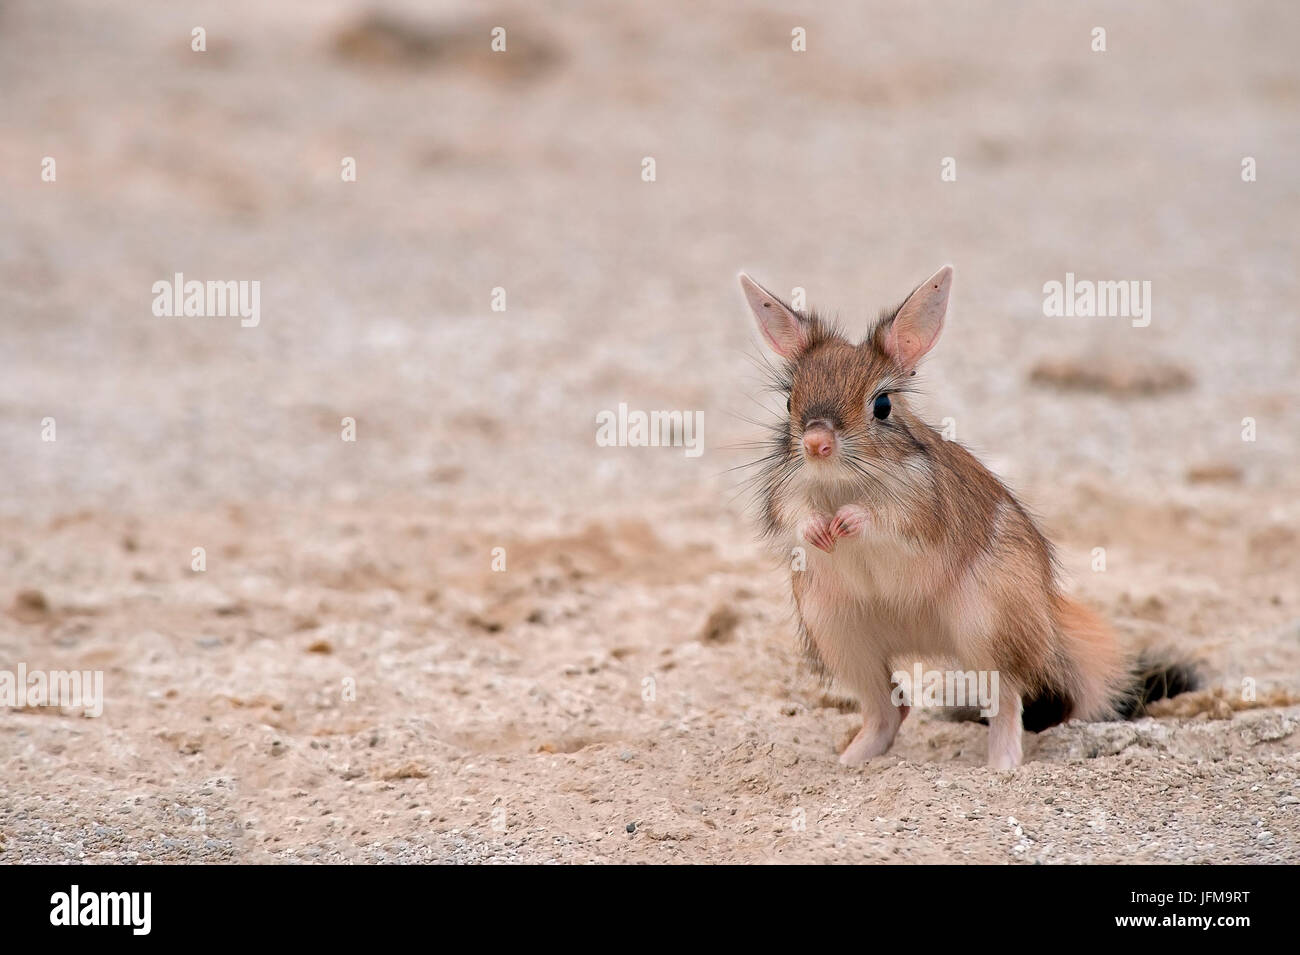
829,504,872,541
798,513,836,553
838,716,901,766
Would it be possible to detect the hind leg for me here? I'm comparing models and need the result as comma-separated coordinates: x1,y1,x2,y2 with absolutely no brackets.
987,687,1023,769
839,667,908,766
795,569,907,766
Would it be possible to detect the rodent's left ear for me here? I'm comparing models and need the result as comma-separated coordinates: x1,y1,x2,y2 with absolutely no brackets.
883,265,952,373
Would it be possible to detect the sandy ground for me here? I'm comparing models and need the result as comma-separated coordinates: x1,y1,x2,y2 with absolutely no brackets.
1,0,1298,863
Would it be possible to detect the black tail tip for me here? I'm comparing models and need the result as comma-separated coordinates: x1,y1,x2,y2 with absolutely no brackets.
1113,653,1201,720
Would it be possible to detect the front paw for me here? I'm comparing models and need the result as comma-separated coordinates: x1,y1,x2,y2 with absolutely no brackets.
829,504,871,542
798,513,836,553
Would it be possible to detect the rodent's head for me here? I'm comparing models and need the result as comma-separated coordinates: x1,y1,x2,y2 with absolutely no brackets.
739,266,952,483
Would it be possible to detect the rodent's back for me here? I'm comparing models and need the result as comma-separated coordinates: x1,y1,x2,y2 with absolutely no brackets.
899,425,1057,594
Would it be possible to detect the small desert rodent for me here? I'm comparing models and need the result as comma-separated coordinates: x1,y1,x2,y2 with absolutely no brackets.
738,266,1196,769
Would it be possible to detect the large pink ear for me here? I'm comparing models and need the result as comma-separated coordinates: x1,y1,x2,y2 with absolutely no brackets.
739,272,808,359
884,265,952,372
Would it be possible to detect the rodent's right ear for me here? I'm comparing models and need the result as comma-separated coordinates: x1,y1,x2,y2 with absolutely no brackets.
738,272,808,359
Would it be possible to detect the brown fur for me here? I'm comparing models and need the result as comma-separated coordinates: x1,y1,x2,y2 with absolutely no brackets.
740,268,1194,764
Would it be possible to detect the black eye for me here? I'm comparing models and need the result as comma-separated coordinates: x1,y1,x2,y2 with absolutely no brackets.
872,393,891,420
786,395,792,413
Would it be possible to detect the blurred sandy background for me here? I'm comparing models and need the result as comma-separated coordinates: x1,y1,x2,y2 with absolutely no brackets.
1,0,1297,862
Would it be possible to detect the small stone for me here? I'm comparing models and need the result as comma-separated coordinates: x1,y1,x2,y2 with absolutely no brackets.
696,605,741,644
10,589,49,621
1186,462,1243,484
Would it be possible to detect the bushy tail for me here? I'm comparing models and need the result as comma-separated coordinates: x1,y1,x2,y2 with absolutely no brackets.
1021,596,1199,732
1109,651,1201,720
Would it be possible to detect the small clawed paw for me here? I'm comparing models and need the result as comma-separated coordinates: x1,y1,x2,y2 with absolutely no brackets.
799,515,836,553
829,505,870,540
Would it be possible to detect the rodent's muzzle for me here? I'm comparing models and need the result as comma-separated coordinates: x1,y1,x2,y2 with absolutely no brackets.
801,419,836,459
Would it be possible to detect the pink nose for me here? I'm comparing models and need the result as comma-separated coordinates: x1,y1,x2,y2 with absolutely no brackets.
802,427,835,458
